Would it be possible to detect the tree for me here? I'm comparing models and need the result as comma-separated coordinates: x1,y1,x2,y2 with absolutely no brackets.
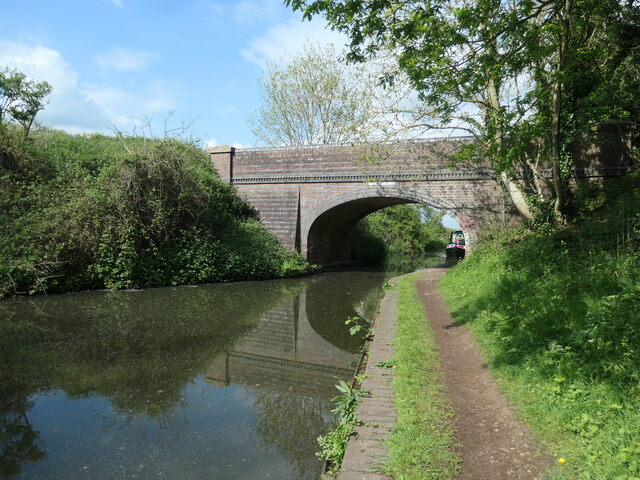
0,67,52,138
250,43,374,146
285,0,640,224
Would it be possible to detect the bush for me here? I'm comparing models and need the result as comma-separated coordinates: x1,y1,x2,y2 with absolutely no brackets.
0,128,308,297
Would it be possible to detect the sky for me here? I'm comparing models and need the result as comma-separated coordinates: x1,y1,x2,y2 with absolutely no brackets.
0,0,347,148
0,0,461,229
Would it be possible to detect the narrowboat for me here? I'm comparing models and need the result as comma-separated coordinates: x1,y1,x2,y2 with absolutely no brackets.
445,230,466,259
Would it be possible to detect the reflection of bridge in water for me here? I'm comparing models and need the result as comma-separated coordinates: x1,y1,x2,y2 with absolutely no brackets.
206,288,362,402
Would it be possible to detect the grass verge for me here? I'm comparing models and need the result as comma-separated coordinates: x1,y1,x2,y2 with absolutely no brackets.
384,273,460,479
438,206,640,479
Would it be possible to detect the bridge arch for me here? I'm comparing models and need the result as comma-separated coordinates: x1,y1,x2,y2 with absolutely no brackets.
302,184,463,265
210,138,632,266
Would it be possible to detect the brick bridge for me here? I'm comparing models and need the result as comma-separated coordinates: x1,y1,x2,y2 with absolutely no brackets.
209,131,631,265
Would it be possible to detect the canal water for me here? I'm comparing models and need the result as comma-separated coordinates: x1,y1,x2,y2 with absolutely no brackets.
0,256,445,480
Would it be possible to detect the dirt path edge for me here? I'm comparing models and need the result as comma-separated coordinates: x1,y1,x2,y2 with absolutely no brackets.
334,269,553,480
417,270,553,480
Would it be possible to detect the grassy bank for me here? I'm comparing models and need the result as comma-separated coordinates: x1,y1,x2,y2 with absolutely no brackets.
384,273,459,479
439,175,640,479
0,127,308,297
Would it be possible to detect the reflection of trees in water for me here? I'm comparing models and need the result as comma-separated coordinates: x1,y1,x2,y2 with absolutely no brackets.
0,402,46,478
247,389,333,479
5,281,301,413
383,252,446,274
0,272,389,476
0,279,305,474
353,285,386,321
305,271,386,352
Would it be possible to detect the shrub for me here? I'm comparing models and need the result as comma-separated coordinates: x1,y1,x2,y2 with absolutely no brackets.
0,128,308,297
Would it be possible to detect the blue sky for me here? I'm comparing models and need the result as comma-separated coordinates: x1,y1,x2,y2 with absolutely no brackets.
1,0,461,229
0,0,346,148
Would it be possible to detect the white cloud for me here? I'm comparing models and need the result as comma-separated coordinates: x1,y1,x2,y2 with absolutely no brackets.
231,0,281,23
241,18,348,67
0,41,180,133
96,47,161,72
204,138,247,149
81,81,181,130
0,41,111,132
109,0,124,7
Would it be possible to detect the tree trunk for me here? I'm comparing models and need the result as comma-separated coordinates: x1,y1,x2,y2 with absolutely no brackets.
551,0,574,222
486,75,535,221
501,172,534,220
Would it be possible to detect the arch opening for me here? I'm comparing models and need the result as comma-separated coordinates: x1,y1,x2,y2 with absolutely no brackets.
305,195,456,265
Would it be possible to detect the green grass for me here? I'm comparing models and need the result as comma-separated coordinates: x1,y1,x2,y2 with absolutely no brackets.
384,273,460,479
438,176,640,479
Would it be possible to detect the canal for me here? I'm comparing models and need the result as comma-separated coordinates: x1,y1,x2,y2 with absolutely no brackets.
0,256,444,480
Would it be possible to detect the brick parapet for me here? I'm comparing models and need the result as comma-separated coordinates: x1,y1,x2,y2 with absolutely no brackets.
230,139,481,181
208,145,235,182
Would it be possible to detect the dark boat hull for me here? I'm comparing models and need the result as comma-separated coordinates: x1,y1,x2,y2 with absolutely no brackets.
445,245,465,259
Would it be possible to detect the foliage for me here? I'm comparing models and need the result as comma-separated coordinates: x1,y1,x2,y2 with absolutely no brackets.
439,174,640,478
385,274,459,479
250,42,374,146
345,315,372,337
248,391,333,478
285,0,640,224
0,67,52,138
351,204,449,265
0,127,308,297
316,379,364,473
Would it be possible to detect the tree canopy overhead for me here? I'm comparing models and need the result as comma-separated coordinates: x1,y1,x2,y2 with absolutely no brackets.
285,0,640,224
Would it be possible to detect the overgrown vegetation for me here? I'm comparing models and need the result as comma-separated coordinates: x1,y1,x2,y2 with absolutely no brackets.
351,204,449,265
316,379,365,475
0,125,308,298
384,274,459,479
439,174,640,479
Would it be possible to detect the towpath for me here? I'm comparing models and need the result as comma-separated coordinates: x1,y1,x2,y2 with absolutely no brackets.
335,268,552,479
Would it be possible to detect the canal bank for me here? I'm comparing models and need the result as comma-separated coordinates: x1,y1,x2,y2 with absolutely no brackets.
335,275,401,480
335,268,551,479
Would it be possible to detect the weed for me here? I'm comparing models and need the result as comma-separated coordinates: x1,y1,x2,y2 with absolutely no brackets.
316,380,364,474
345,316,373,337
375,360,395,368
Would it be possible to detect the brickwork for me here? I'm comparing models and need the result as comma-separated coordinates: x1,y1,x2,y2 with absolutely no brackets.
209,134,632,265
332,276,400,480
236,184,300,248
